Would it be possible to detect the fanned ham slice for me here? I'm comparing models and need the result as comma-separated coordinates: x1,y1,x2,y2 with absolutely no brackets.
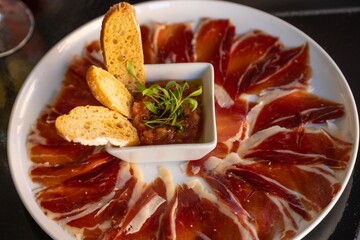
28,109,96,165
30,152,115,187
223,30,281,99
202,168,298,239
28,48,101,165
215,98,248,143
141,22,194,63
160,182,250,239
247,89,345,135
194,18,235,84
84,40,105,68
239,44,311,95
66,177,137,240
140,25,155,64
240,126,352,170
198,150,344,239
102,179,166,240
36,157,122,216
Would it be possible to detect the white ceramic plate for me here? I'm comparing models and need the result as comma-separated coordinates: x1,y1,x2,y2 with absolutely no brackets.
8,1,359,239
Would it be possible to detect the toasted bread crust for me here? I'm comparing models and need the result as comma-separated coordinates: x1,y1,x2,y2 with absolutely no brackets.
86,65,133,118
101,2,145,92
55,106,139,146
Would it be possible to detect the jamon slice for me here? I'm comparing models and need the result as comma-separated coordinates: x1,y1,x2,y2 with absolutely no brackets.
53,61,101,115
194,18,235,84
84,40,105,68
140,22,194,63
227,159,340,217
140,25,155,64
240,126,353,170
202,169,298,239
157,22,194,63
65,177,138,240
186,142,230,177
215,98,248,143
198,151,342,239
102,180,166,240
29,110,95,165
247,89,345,135
223,30,281,99
36,157,121,215
30,152,113,186
29,46,101,165
239,44,311,95
29,144,95,165
160,182,248,239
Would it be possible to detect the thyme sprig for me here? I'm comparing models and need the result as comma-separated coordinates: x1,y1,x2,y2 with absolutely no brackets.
126,61,202,130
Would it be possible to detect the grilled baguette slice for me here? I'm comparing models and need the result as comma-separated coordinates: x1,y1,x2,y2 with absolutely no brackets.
55,105,139,146
101,2,145,92
86,65,133,118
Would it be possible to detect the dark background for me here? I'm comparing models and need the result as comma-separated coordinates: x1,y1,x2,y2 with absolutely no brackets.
1,0,359,239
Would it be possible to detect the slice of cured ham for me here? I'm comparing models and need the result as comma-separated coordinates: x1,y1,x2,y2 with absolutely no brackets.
28,47,101,165
102,180,166,239
141,22,194,63
240,126,352,170
196,149,346,239
247,89,345,135
194,18,235,84
28,109,96,165
239,44,311,95
215,98,248,143
30,152,114,187
36,157,122,216
160,181,250,239
223,30,281,99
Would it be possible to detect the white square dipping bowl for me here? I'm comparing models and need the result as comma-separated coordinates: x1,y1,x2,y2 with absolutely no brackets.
106,63,216,163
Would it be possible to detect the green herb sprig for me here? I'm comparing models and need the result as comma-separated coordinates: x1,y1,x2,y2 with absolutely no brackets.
126,61,202,130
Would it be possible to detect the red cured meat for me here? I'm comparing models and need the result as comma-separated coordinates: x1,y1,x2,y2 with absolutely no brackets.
66,178,137,239
140,22,193,63
194,18,235,84
29,144,95,165
215,98,248,142
102,180,166,240
223,30,281,99
239,44,311,95
37,157,121,214
140,25,155,64
84,40,105,68
202,169,297,239
160,184,246,239
249,90,345,134
228,159,339,215
67,177,138,240
241,127,352,170
28,49,100,165
156,22,194,63
186,142,230,177
29,110,95,165
30,152,112,186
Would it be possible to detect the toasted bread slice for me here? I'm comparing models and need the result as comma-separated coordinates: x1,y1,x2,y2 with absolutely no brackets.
86,65,133,118
55,105,139,146
101,2,145,92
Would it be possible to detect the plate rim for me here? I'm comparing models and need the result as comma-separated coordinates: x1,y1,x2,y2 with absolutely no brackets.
7,1,359,239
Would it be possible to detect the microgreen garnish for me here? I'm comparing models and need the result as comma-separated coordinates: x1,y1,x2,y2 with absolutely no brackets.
126,61,202,130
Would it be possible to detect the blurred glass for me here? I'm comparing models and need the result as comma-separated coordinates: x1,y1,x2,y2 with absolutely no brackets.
0,0,34,57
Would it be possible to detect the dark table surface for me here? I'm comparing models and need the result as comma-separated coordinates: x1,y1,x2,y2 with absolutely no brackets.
1,0,359,239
